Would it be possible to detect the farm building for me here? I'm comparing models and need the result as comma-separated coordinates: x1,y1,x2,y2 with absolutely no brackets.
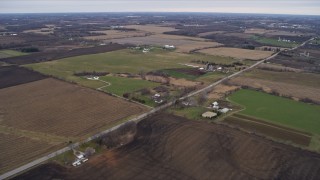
219,108,230,114
164,45,175,49
212,101,219,109
202,111,217,119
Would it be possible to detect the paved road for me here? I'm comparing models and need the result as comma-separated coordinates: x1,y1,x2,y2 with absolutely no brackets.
0,38,313,180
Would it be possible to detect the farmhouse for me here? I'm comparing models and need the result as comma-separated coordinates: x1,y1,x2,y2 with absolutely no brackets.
202,111,217,119
212,101,219,109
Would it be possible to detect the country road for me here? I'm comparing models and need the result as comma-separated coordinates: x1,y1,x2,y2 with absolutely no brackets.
0,37,314,179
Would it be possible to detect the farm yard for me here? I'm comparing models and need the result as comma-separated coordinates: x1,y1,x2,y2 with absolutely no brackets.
198,47,274,60
15,113,320,180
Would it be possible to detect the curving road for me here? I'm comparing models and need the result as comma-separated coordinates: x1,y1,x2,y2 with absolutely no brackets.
0,37,314,180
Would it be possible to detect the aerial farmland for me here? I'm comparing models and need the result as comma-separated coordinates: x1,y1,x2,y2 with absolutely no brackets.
0,10,320,180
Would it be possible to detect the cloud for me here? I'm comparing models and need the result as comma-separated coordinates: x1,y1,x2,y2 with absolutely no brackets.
1,0,319,15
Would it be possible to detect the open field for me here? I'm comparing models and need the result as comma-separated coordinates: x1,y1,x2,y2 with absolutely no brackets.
99,76,160,96
244,28,311,37
1,44,127,65
0,66,46,89
251,36,298,48
0,35,25,45
228,89,320,135
0,50,27,59
115,25,222,52
0,78,147,137
84,30,148,40
243,69,320,89
161,68,206,80
23,28,54,35
15,113,320,180
229,77,320,103
244,28,275,35
124,24,177,34
233,68,320,101
106,35,222,52
224,114,312,146
0,133,62,174
169,106,208,120
197,31,225,37
269,48,320,72
198,47,274,60
207,84,239,100
25,49,231,89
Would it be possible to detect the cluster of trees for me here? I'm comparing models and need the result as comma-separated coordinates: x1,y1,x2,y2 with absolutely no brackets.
21,47,39,52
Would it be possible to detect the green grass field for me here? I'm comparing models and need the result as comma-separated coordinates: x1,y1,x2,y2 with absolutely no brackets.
25,49,233,90
26,49,235,76
161,69,198,80
229,89,320,135
99,76,159,96
251,36,298,48
0,50,27,59
170,106,208,120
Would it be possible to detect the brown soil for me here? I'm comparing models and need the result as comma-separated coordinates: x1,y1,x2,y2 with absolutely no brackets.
207,84,240,100
0,78,147,138
0,66,46,89
199,47,274,60
1,44,127,65
169,77,201,87
171,68,206,76
84,30,148,40
0,133,62,174
223,114,312,146
15,113,320,180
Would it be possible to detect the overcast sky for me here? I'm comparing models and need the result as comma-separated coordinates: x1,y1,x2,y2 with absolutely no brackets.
1,0,320,15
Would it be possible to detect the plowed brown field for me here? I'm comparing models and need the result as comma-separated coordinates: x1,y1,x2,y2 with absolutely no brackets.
15,114,320,180
0,133,61,174
0,78,147,138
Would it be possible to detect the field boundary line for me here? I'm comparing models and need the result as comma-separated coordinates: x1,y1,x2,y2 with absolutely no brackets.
227,115,312,138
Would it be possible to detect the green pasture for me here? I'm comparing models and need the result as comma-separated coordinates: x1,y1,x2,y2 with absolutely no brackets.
228,89,320,135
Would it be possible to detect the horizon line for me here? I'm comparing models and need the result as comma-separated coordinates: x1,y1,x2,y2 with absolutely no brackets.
1,11,320,17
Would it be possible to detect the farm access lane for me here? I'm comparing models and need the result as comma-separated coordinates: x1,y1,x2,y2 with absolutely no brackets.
0,37,314,180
